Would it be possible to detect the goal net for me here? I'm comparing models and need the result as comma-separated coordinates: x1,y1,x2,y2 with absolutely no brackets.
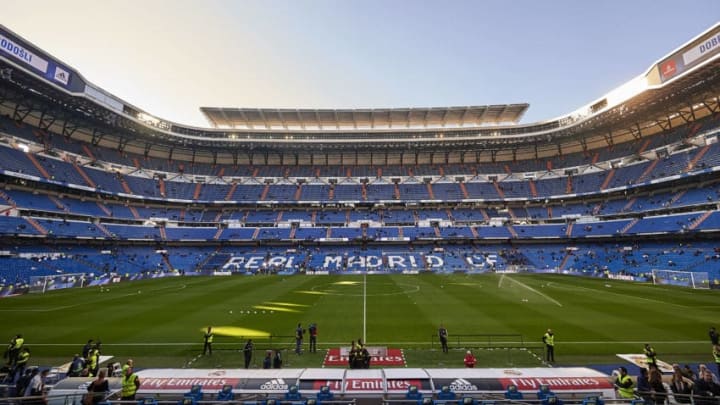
651,269,710,289
29,273,87,293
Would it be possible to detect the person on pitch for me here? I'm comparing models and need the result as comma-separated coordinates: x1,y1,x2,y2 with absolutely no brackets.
543,329,555,363
308,323,318,353
439,324,449,354
295,323,305,354
203,327,213,356
243,339,254,369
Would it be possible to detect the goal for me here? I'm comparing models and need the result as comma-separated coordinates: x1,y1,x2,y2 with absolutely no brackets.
651,269,710,289
29,272,87,293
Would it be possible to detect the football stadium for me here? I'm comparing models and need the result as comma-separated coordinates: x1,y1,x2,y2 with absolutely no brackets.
1,13,720,405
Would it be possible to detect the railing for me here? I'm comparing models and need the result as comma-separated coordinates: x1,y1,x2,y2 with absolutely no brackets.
383,391,706,405
0,396,357,405
383,399,637,405
0,385,711,405
431,334,527,349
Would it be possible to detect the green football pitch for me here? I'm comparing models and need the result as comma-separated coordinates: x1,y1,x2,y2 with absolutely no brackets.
1,273,717,369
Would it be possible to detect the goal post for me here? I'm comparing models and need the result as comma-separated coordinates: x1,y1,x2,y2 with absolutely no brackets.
29,273,87,293
651,269,710,289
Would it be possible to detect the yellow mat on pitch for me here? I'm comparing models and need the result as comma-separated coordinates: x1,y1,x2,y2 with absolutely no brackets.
206,326,271,338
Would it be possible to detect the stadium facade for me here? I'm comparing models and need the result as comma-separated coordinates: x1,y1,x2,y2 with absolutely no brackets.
0,22,719,294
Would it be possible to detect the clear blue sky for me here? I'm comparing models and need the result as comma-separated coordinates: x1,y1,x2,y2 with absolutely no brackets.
3,0,719,126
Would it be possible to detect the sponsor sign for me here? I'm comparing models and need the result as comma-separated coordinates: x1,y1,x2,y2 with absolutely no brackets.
0,27,80,91
247,378,290,391
433,376,612,392
0,33,48,73
70,367,616,397
308,378,423,392
432,377,489,392
141,377,241,391
616,354,674,373
309,380,342,390
385,379,433,392
135,369,303,393
659,27,720,83
606,274,635,281
323,348,406,367
340,378,382,391
683,31,720,66
52,65,70,85
659,58,678,81
498,376,613,391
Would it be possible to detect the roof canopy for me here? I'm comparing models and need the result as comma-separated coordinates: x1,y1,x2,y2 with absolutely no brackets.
200,104,529,130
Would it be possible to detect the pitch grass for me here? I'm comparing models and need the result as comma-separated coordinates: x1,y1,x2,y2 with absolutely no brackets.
1,273,718,369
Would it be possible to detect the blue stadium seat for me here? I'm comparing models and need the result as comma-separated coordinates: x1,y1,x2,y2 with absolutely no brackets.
504,385,523,400
406,385,423,400
537,384,554,400
216,384,234,401
138,398,157,405
437,385,457,400
581,395,604,405
184,384,203,402
542,395,563,405
316,385,334,401
285,385,302,401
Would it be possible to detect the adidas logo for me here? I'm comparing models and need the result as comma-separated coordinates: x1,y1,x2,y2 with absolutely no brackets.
449,378,478,391
260,378,289,390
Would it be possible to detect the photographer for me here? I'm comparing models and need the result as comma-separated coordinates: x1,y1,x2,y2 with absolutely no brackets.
243,339,254,369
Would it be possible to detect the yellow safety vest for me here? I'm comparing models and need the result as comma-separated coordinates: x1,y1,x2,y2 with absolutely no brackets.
88,349,98,367
12,338,24,349
617,375,635,398
644,347,656,364
205,332,213,343
544,333,554,346
122,373,139,398
16,350,30,365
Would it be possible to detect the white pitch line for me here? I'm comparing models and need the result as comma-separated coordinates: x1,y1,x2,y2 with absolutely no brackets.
0,283,189,313
0,291,140,312
503,275,562,307
184,354,203,368
548,282,690,308
22,340,710,347
363,272,367,344
525,348,549,366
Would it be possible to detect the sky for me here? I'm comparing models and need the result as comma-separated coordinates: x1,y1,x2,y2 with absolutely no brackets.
2,0,719,127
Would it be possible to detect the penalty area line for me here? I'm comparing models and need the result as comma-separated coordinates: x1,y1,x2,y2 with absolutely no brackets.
550,282,691,308
504,275,562,307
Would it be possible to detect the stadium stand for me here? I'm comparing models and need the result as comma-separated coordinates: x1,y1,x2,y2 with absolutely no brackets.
0,24,719,297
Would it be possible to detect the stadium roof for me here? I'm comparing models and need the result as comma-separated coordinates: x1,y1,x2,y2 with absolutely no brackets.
200,105,529,130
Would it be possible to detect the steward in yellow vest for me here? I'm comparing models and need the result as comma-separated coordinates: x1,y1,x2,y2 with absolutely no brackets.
615,367,635,399
121,367,141,400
